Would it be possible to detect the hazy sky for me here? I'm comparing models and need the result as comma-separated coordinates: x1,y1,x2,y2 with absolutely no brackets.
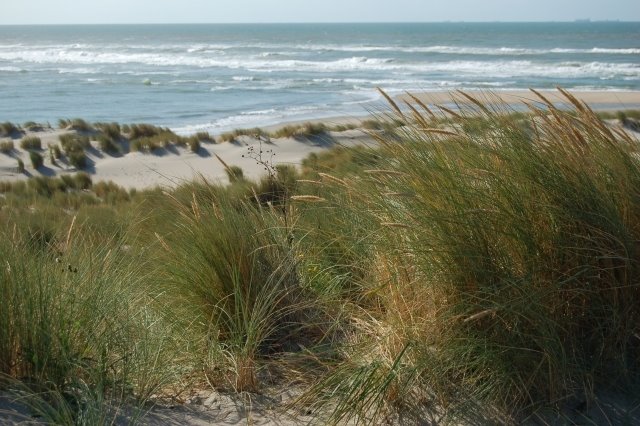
1,0,639,25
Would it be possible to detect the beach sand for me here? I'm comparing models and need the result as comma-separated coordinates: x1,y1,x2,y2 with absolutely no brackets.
0,89,638,190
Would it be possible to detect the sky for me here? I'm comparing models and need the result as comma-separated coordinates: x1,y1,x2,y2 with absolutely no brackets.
1,0,639,25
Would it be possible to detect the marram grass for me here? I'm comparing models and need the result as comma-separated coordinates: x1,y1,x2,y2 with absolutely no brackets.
298,90,640,423
1,90,639,424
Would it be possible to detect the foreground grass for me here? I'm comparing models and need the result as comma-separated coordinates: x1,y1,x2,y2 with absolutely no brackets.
1,91,640,424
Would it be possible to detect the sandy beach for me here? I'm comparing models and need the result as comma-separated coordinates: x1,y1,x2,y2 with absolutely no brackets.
0,89,638,190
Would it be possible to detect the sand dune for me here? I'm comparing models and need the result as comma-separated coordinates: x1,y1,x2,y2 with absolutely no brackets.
0,90,638,190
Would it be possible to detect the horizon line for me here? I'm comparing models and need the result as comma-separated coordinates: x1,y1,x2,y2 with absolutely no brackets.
0,20,638,26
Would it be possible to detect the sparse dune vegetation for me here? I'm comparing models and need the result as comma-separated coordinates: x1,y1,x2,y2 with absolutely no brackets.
20,136,42,151
0,140,14,154
59,133,90,169
1,91,640,424
29,150,43,168
0,122,21,138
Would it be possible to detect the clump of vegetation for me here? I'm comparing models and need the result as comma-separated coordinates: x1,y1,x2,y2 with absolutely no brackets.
59,134,90,150
187,136,200,153
68,151,87,169
130,134,173,152
297,90,640,424
128,124,180,153
128,123,168,140
0,121,20,137
71,171,92,190
360,119,383,130
22,121,45,131
0,140,14,154
93,180,130,203
225,165,244,183
597,109,640,121
218,131,237,143
97,134,119,153
363,117,405,132
50,144,62,159
300,121,326,135
48,148,57,166
20,136,42,151
3,92,640,424
59,134,89,169
16,158,24,173
195,131,215,143
29,150,43,169
615,110,640,132
219,127,268,143
58,118,93,132
94,122,121,140
271,122,326,139
330,123,358,132
270,125,298,139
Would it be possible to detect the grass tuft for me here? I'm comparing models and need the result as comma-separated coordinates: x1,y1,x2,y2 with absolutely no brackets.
29,150,43,169
20,136,42,151
0,140,14,154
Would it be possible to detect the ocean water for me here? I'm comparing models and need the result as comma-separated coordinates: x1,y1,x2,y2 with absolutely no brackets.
0,22,638,133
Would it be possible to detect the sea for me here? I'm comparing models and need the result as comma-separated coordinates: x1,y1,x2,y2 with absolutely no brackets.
0,22,639,134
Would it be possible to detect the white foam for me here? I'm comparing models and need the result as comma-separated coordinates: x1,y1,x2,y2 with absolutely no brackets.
2,46,636,80
2,41,639,57
232,76,256,81
57,67,100,74
171,104,330,134
0,66,25,73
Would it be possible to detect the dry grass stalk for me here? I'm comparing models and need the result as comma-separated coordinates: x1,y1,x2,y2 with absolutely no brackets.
291,195,327,202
